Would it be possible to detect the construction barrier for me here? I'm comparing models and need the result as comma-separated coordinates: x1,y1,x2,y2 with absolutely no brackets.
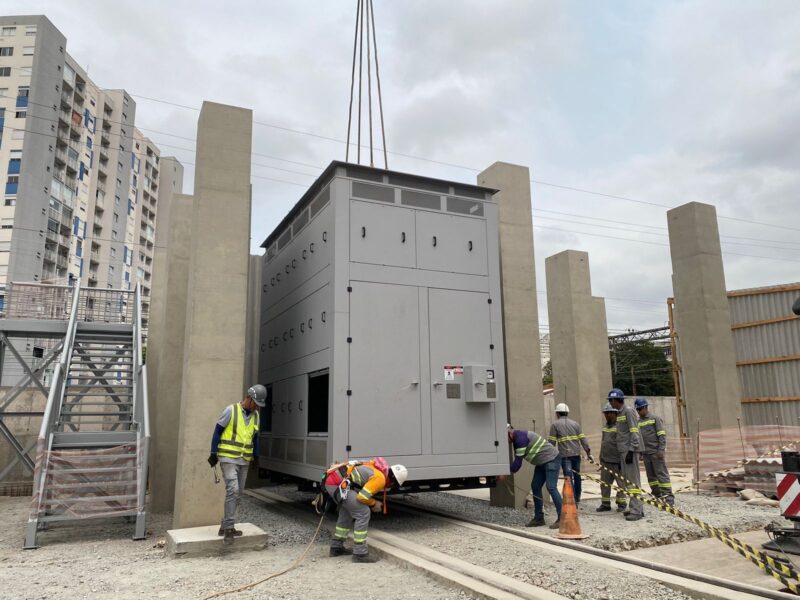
579,462,800,595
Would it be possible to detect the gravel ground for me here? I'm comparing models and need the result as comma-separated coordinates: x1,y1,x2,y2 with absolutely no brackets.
371,509,692,600
0,495,473,600
400,490,781,552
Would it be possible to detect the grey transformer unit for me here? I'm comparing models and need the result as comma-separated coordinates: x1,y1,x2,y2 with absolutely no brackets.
257,161,510,489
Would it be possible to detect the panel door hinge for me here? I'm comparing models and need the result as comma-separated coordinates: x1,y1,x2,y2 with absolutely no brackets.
346,445,352,452
347,337,352,343
487,298,492,304
347,286,353,293
346,389,352,396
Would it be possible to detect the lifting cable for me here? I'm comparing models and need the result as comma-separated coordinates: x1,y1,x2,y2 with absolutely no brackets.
345,0,388,169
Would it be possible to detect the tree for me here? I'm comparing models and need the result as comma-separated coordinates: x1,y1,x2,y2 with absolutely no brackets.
542,360,553,386
609,340,674,397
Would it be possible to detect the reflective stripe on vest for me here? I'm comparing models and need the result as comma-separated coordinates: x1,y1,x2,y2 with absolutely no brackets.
218,403,259,461
525,436,546,463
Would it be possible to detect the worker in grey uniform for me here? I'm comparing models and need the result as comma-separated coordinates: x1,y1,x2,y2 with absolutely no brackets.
597,403,628,512
607,388,644,521
635,398,674,505
548,403,593,504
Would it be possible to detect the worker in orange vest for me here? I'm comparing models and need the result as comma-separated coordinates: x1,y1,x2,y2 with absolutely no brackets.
323,458,408,563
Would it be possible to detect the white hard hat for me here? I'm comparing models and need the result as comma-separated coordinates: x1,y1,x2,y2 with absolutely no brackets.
555,403,570,414
390,464,408,486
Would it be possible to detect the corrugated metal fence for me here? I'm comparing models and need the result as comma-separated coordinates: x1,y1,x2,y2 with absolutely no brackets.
728,283,800,427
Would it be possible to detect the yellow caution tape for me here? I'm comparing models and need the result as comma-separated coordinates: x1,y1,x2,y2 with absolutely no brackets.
578,463,800,595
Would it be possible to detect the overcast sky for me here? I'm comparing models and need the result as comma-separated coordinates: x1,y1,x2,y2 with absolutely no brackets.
11,1,799,333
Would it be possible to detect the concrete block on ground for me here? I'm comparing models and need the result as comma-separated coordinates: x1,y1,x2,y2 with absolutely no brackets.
478,162,544,509
545,250,611,441
667,202,741,432
165,523,267,557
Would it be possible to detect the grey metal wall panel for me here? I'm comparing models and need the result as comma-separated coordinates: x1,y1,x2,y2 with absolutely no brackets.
415,211,488,276
349,201,416,268
428,288,496,454
348,281,423,456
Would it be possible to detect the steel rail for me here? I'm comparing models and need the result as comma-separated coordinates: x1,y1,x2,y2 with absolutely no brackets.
391,499,794,600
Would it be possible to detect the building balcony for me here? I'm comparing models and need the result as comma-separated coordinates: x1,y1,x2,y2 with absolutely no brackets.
45,229,71,249
43,249,57,264
102,118,112,131
89,250,100,264
98,146,109,162
100,131,110,147
54,147,67,165
56,254,68,269
66,157,79,174
88,271,98,283
96,181,106,194
95,195,105,211
60,91,72,109
57,127,70,143
64,175,77,191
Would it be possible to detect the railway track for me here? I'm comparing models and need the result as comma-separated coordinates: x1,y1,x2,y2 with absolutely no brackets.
246,488,793,600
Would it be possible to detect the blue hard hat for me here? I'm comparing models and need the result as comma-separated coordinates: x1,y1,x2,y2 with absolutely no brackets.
607,388,625,401
634,398,649,409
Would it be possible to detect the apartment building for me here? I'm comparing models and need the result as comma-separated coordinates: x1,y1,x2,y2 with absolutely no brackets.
0,15,183,320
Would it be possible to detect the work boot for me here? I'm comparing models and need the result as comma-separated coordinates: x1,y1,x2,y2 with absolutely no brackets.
222,528,236,545
548,519,560,530
526,517,546,527
616,505,627,513
218,527,243,537
329,546,353,557
625,514,644,522
353,553,379,563
596,505,611,512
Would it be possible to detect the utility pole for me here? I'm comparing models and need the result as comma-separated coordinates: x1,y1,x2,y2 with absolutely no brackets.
630,366,637,396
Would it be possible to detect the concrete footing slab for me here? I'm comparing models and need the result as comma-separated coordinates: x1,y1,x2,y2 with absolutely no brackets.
165,522,267,557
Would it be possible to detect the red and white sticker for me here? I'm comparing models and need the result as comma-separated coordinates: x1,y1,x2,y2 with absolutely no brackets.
777,473,800,517
443,365,463,381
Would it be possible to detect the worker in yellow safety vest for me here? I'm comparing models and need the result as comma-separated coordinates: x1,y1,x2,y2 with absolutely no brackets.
208,384,266,544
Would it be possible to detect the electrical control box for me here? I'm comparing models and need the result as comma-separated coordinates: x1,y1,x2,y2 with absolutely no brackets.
463,365,498,403
256,161,509,484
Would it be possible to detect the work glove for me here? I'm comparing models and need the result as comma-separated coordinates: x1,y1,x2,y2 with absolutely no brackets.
656,451,665,460
625,451,634,465
587,454,595,464
371,501,383,513
208,452,219,468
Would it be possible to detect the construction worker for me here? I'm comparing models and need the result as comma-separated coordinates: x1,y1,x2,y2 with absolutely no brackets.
597,403,627,513
548,403,593,504
324,458,408,563
635,398,674,505
504,425,563,529
207,384,266,545
607,388,644,521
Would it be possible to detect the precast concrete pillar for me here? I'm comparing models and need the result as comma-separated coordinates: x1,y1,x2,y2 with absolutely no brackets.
545,250,611,443
173,102,253,528
478,162,544,508
149,193,193,513
667,202,741,432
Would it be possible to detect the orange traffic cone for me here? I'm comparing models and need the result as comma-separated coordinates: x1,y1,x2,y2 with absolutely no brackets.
556,476,589,540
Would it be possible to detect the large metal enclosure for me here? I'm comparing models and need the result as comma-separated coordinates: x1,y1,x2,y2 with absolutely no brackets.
258,162,509,485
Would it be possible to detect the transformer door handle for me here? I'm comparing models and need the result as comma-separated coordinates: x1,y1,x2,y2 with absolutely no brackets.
432,236,437,247
401,231,406,244
361,226,366,238
410,381,419,387
433,381,443,387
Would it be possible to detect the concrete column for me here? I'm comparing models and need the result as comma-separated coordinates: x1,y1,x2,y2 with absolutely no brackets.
149,193,193,513
244,254,263,389
478,162,544,509
545,250,612,442
667,202,741,432
173,102,253,528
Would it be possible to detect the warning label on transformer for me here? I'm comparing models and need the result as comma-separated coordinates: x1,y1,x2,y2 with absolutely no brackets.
443,365,463,381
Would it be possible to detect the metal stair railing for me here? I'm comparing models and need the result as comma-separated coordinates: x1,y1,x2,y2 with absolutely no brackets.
132,282,150,540
24,284,82,549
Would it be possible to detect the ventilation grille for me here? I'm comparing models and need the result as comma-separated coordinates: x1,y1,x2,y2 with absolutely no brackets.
310,186,330,218
352,181,395,203
447,196,484,217
401,189,441,210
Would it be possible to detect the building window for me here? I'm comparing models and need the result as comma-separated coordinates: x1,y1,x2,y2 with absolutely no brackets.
7,158,20,174
5,176,18,195
111,229,118,240
22,46,34,56
1,218,13,229
113,212,119,224
0,48,12,57
114,195,120,207
4,198,15,206
25,26,36,36
0,68,11,77
0,88,7,97
1,27,17,36
15,111,26,119
110,247,116,257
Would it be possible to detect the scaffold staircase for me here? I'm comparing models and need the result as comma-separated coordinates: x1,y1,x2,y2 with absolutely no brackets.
23,284,150,549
